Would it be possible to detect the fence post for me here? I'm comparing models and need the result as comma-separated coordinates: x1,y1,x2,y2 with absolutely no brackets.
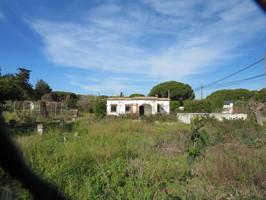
37,123,43,136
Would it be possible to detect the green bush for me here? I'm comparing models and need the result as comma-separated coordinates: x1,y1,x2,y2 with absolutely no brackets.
255,88,266,102
184,100,212,113
170,100,181,113
2,111,20,124
93,99,106,118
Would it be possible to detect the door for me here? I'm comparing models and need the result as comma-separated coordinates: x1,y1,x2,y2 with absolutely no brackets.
139,105,144,115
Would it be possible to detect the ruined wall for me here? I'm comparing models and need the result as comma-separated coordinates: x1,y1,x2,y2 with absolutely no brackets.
176,113,247,124
107,99,169,116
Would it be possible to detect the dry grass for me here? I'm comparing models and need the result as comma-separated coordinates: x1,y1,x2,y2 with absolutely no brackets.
1,115,265,199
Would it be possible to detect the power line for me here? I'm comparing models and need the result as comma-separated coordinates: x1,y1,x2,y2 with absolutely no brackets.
193,58,264,91
205,73,265,89
205,58,264,88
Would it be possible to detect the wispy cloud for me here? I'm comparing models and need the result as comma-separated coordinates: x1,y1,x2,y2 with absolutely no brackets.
28,0,266,95
66,73,150,96
0,9,5,21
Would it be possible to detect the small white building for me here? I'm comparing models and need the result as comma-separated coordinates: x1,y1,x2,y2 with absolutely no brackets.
222,100,234,114
106,97,170,116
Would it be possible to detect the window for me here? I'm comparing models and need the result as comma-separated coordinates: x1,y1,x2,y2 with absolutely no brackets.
157,104,161,112
125,105,131,112
111,104,117,112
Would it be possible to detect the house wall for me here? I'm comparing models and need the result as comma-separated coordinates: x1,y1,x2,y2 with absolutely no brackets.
107,99,169,116
222,103,234,114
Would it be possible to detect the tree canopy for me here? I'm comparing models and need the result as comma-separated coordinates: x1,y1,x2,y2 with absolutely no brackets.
0,68,34,102
255,88,266,102
35,79,52,100
205,89,257,108
129,93,145,97
149,81,194,101
15,68,34,99
0,75,24,102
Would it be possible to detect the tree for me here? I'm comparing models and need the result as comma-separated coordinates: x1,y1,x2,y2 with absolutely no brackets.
0,75,23,102
206,89,255,102
35,79,52,100
255,88,266,102
15,68,34,99
129,93,145,97
205,89,257,111
170,100,181,113
149,81,194,102
16,68,31,84
93,99,106,118
50,91,78,108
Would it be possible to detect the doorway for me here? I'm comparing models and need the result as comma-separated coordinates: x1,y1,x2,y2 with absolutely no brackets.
139,104,152,116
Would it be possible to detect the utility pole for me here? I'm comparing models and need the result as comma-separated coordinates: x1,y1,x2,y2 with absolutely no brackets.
200,83,203,100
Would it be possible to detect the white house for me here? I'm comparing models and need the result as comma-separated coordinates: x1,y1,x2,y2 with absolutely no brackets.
106,97,170,116
222,100,234,114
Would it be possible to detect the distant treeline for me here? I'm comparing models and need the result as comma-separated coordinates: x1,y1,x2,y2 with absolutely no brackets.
0,68,77,108
1,69,265,113
177,88,265,113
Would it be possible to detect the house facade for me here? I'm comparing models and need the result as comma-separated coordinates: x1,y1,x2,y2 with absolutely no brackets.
222,100,234,114
106,97,170,116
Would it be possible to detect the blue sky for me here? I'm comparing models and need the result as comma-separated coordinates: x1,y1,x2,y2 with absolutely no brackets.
0,0,265,98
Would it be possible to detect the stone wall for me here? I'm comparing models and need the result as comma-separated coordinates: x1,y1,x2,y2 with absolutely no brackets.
176,113,247,124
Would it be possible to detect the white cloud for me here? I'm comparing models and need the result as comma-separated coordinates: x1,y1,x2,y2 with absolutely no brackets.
29,0,266,94
67,74,138,96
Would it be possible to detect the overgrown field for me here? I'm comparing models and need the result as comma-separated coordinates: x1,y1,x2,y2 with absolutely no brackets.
1,115,266,199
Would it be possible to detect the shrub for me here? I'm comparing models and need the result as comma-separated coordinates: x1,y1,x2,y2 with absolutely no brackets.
187,117,209,163
170,100,181,113
255,88,266,102
184,100,212,113
93,99,107,118
2,111,20,124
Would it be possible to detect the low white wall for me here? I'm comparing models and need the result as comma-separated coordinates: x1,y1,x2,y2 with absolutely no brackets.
176,113,247,124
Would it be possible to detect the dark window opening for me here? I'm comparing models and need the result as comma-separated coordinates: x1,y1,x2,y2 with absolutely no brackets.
157,104,160,112
111,104,117,112
125,105,131,112
139,105,144,115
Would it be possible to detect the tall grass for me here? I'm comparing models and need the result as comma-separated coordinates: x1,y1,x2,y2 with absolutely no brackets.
1,115,265,199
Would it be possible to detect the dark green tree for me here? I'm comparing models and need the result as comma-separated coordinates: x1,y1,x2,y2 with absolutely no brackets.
149,81,194,102
15,68,34,99
0,75,23,102
205,88,257,111
35,79,52,100
129,93,145,97
255,88,266,102
50,91,78,108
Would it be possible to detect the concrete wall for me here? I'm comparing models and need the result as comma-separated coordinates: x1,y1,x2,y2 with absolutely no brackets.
176,113,247,124
107,99,169,116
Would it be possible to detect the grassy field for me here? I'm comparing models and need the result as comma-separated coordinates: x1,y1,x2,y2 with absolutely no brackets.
1,115,266,199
